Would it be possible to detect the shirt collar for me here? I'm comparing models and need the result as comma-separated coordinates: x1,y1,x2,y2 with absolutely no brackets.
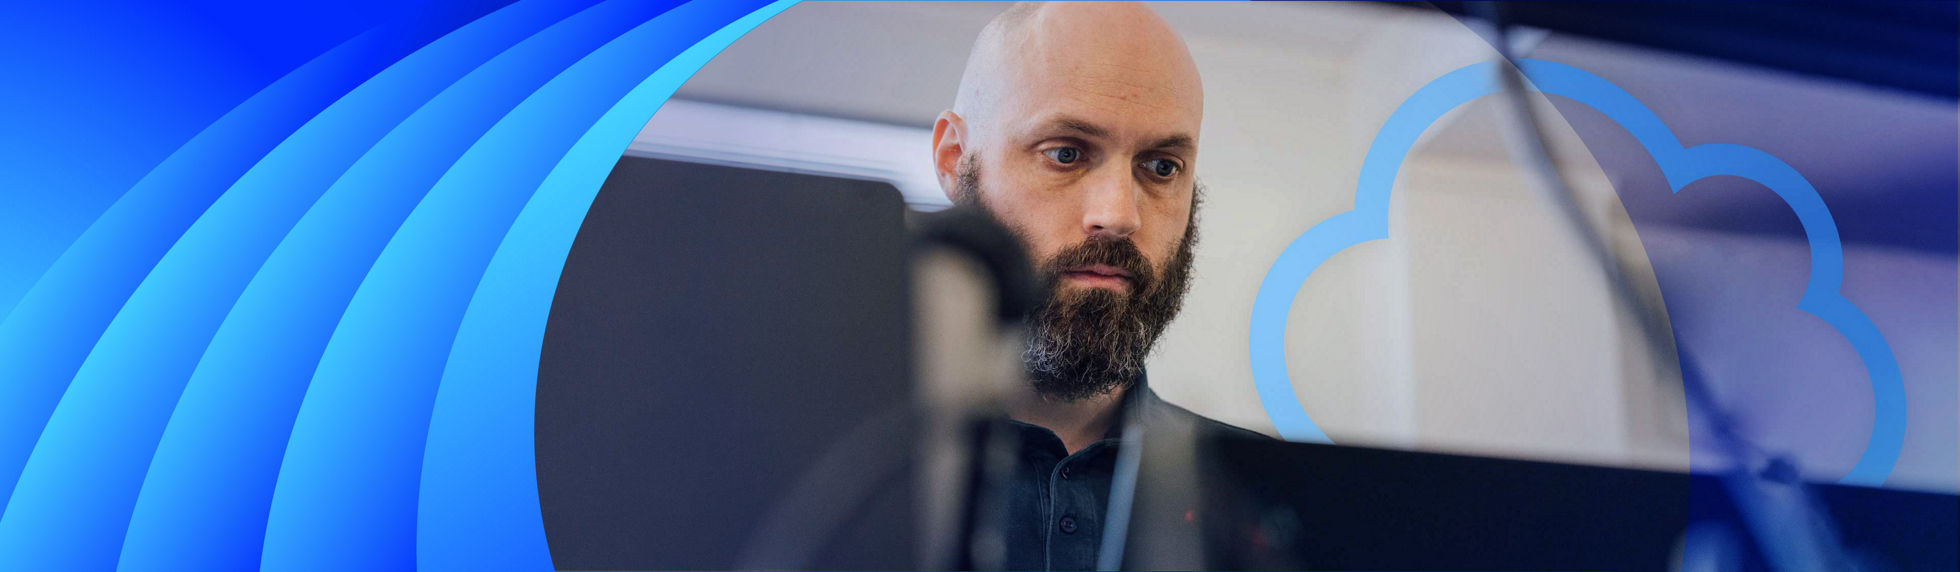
1099,370,1156,441
1003,370,1158,449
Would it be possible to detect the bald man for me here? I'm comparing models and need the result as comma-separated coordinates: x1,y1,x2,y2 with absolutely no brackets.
930,2,1263,569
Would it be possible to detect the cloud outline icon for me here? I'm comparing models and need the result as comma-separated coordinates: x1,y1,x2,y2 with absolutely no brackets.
1248,59,1905,486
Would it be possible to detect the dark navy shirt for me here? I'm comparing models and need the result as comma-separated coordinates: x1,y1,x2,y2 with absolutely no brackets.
998,373,1266,571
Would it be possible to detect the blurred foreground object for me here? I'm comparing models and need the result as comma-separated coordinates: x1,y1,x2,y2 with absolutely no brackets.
537,158,917,569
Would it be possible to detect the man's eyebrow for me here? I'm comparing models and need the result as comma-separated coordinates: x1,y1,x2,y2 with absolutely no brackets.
1146,133,1195,152
1045,116,1109,139
1038,116,1194,152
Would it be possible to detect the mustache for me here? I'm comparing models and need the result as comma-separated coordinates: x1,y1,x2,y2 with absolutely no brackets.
1042,236,1155,296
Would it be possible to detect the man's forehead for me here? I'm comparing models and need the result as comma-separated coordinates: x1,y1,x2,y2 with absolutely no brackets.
1003,52,1199,143
967,2,1203,147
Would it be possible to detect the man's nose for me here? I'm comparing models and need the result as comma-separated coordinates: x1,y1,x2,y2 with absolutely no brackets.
1079,166,1141,239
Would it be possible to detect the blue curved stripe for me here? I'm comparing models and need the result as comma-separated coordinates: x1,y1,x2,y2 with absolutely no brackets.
1248,63,1499,443
1249,59,1906,485
414,4,798,568
1661,144,1896,485
0,0,502,521
258,2,764,569
1522,61,1901,485
0,2,582,568
116,1,628,570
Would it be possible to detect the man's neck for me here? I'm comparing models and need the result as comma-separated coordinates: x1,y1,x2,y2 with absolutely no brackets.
1009,384,1130,454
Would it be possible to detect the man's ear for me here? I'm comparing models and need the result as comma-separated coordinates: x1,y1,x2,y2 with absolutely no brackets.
931,110,967,202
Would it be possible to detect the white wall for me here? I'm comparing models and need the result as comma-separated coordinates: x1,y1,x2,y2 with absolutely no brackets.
1141,4,1689,472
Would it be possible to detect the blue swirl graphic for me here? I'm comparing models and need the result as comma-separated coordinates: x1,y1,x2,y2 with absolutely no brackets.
416,5,798,568
0,0,797,569
0,2,504,527
120,1,626,569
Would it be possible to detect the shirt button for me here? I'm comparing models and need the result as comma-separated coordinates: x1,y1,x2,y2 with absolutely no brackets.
1060,465,1072,480
1059,515,1078,534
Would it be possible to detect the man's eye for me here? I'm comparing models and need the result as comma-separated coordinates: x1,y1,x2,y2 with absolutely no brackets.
1144,158,1180,178
1044,147,1082,165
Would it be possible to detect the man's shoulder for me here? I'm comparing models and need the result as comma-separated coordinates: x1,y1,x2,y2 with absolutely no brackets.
1139,390,1275,442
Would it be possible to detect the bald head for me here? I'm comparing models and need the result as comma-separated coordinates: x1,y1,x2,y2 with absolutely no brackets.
951,2,1203,150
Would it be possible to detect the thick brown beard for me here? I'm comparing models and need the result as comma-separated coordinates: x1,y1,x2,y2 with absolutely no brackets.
954,154,1200,401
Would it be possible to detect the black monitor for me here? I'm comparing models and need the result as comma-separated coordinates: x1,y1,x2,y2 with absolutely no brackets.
1176,435,1958,571
535,157,917,570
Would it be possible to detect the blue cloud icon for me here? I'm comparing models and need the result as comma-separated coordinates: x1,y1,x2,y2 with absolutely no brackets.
1248,59,1905,486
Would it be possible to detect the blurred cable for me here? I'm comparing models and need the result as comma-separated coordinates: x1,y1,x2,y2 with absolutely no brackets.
1471,4,1858,570
1095,416,1145,571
